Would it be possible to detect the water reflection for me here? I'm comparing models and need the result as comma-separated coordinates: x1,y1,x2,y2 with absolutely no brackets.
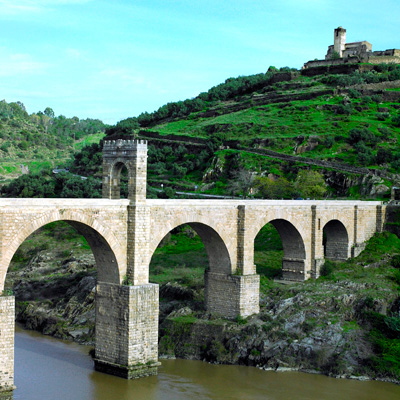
13,327,400,400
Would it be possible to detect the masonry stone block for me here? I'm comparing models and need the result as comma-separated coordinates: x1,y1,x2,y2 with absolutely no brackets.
204,271,259,318
94,282,160,379
0,296,14,397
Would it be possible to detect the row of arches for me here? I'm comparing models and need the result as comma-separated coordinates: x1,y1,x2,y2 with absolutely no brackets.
148,218,349,280
5,216,350,292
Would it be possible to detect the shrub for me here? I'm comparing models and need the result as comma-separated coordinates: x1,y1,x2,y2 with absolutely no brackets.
347,128,377,146
392,114,400,127
372,94,382,104
361,96,372,105
391,255,400,269
320,260,335,277
376,147,393,165
348,88,361,99
376,112,390,121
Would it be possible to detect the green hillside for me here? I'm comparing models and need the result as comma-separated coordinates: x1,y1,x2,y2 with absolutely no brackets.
2,63,400,199
0,100,107,184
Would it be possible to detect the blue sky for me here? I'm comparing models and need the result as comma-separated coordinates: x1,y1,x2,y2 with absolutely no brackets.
0,0,399,124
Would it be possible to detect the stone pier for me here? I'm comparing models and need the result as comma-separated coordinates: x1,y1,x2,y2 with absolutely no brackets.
0,297,14,398
94,283,160,378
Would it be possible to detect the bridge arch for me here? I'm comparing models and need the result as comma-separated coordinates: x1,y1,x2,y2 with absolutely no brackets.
323,219,349,260
253,218,307,280
1,209,124,290
150,222,232,275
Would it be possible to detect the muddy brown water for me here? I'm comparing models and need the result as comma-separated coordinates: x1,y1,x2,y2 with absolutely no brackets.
13,326,400,400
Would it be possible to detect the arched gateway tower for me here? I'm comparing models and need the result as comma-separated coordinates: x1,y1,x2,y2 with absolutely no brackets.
95,138,160,379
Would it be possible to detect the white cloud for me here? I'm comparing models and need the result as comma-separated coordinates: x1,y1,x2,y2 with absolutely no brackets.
0,47,49,77
0,0,92,14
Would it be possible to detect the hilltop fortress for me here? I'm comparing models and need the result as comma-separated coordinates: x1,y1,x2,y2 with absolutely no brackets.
303,27,400,69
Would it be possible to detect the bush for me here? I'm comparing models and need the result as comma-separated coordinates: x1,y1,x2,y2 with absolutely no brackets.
348,88,361,99
324,136,334,148
392,114,400,127
320,260,335,277
391,255,400,269
347,128,377,146
361,96,372,105
0,142,10,153
18,140,28,150
376,147,393,165
372,94,382,104
376,112,389,121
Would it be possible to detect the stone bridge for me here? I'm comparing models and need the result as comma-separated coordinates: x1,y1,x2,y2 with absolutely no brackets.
0,139,385,395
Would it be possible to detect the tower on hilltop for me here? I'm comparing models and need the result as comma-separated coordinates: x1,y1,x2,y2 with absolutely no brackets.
334,26,346,57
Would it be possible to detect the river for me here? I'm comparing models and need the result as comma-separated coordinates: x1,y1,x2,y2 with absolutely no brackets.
12,327,400,400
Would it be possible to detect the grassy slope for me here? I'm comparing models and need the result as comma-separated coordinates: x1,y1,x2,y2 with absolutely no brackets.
142,72,400,184
0,101,106,183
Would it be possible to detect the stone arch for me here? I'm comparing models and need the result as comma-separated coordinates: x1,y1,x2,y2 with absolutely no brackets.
108,158,131,199
1,209,124,290
323,219,349,260
254,218,306,281
150,222,232,275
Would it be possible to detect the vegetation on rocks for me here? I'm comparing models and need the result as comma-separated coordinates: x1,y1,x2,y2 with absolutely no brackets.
6,218,400,382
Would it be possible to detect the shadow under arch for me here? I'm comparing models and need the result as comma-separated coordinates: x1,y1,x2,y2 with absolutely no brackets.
109,160,130,199
150,222,232,275
323,219,349,261
256,219,306,281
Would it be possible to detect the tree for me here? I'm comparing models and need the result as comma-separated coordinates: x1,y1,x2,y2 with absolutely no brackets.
255,176,296,199
228,168,255,198
294,170,326,199
43,107,55,118
105,118,139,137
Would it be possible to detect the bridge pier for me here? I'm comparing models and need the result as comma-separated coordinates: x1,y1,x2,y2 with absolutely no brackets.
204,271,259,318
94,282,160,379
281,258,308,281
0,296,15,399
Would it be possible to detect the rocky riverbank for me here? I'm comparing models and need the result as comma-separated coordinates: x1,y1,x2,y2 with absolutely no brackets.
4,225,400,383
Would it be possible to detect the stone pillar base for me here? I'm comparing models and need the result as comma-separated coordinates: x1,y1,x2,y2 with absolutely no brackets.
282,258,306,281
311,258,325,279
95,283,159,379
94,359,161,379
0,296,14,395
205,271,259,318
351,242,366,258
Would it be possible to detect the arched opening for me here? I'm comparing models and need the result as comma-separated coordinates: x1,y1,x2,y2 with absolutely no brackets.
149,222,231,314
254,219,306,281
110,161,129,199
323,220,349,261
4,220,120,342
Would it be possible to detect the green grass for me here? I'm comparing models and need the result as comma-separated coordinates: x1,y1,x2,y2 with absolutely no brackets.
74,132,105,151
149,227,208,287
